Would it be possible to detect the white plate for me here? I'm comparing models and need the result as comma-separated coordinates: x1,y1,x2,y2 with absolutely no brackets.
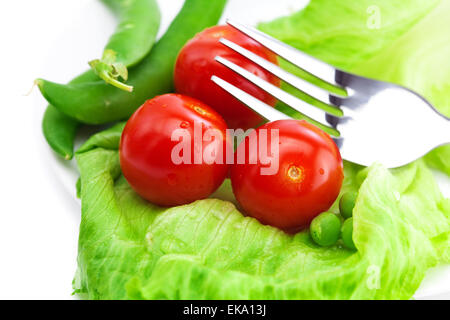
36,0,450,299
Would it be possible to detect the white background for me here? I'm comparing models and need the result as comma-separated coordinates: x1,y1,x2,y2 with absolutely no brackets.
0,0,448,299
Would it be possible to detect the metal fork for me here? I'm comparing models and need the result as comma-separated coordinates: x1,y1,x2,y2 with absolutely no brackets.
211,19,450,168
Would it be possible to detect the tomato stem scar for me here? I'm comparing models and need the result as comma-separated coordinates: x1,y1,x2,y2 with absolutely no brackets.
288,165,303,182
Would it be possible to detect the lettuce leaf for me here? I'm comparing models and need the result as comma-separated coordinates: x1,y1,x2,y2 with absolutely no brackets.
74,126,449,299
259,0,450,175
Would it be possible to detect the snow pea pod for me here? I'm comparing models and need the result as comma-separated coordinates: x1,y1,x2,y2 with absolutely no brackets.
42,70,98,160
36,0,228,125
89,0,161,91
42,0,161,159
42,106,80,160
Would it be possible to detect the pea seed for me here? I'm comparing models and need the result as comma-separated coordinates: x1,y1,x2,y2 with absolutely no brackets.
341,218,356,250
310,212,341,247
339,191,358,219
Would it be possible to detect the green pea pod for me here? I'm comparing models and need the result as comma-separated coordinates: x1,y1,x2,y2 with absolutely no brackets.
42,106,80,160
42,0,161,159
42,70,99,160
36,0,228,125
89,0,161,92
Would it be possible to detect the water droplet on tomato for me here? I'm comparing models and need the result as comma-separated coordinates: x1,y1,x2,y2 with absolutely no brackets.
319,168,325,175
193,105,207,115
180,121,190,129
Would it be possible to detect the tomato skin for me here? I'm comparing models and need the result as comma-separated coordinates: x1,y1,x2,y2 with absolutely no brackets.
120,94,229,206
174,25,280,130
230,120,344,232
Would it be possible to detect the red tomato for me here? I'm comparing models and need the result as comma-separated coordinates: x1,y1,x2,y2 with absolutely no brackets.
174,25,280,130
230,120,344,232
120,94,230,206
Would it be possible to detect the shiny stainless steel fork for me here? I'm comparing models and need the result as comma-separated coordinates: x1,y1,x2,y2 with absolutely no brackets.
211,19,450,168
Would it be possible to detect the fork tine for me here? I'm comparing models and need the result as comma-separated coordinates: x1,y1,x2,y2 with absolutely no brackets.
220,37,346,113
211,75,339,137
226,19,345,92
215,56,338,127
211,76,291,122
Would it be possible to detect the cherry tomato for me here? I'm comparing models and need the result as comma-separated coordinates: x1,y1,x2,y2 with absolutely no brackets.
120,94,230,206
174,25,280,130
230,120,344,232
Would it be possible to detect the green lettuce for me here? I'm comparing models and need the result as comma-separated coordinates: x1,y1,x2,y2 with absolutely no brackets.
259,0,450,175
74,124,449,299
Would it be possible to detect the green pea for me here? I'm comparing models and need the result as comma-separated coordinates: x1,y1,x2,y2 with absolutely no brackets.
339,191,358,219
36,0,228,125
310,212,341,247
341,218,356,250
